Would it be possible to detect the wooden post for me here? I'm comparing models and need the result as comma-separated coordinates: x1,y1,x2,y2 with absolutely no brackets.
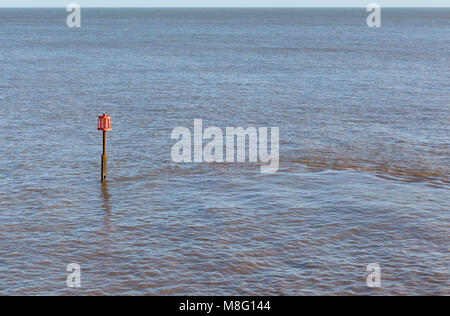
102,130,108,183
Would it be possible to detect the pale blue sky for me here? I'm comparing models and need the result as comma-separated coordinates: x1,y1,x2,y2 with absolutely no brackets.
1,1,449,8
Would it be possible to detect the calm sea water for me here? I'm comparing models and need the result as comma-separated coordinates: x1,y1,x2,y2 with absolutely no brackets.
0,8,448,295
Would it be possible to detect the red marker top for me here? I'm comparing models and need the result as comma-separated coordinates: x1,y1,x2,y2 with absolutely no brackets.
98,114,112,131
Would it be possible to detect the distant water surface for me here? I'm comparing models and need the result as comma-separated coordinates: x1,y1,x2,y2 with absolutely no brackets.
0,8,448,295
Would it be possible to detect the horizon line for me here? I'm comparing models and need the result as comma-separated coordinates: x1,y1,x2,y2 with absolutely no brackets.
1,6,449,8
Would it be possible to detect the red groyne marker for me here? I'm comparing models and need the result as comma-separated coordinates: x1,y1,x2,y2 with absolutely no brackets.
98,114,112,183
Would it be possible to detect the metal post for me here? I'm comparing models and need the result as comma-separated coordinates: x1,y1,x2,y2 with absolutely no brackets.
102,130,108,183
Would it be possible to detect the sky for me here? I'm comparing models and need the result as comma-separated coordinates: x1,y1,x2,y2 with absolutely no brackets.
0,1,449,8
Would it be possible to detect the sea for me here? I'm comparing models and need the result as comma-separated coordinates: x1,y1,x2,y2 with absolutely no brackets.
0,8,448,295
